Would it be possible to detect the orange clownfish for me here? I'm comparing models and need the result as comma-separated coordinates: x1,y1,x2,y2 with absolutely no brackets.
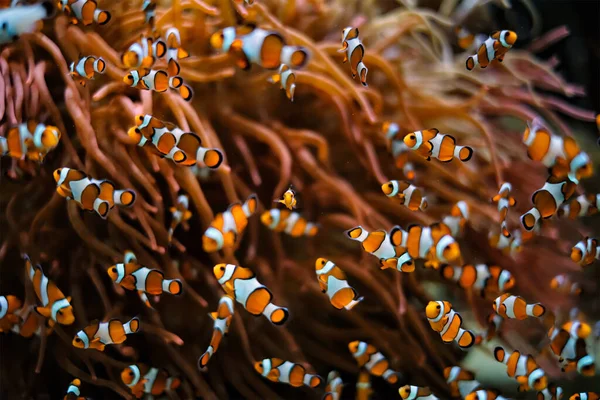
537,383,564,400
168,194,192,242
64,378,85,400
123,59,192,101
0,295,22,332
107,256,183,296
489,228,522,257
261,209,319,237
426,301,477,349
482,312,504,342
165,27,190,62
344,226,413,272
121,35,166,69
25,255,74,326
58,0,111,26
466,30,517,70
570,393,600,400
269,64,296,101
444,366,481,398
141,0,156,28
11,305,50,338
399,385,439,400
442,201,469,238
348,341,398,384
69,55,105,86
492,183,516,237
54,167,136,219
455,26,475,50
404,129,473,162
213,264,289,325
494,346,547,391
121,364,181,399
315,258,363,310
549,327,595,376
198,295,234,369
441,264,515,298
550,274,582,296
383,122,416,180
0,121,61,162
355,370,373,400
381,180,427,211
521,178,576,231
274,186,297,210
493,294,545,320
571,237,599,267
72,317,140,351
202,194,257,252
323,371,343,400
338,27,368,86
254,358,322,388
558,193,600,219
465,390,511,400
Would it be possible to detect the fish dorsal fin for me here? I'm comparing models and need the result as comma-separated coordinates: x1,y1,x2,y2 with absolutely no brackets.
421,128,439,142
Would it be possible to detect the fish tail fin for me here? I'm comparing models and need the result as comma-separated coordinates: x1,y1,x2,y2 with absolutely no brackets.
527,303,545,318
198,347,213,369
168,76,183,89
113,189,136,207
494,346,507,363
455,145,473,161
344,296,364,310
466,55,477,71
93,58,106,74
196,147,223,169
94,9,111,25
93,198,110,219
457,328,476,349
263,303,289,325
123,317,140,334
304,374,322,388
242,194,258,217
179,84,193,101
521,208,541,231
162,279,183,295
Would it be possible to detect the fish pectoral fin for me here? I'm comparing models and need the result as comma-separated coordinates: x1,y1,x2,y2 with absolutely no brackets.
224,281,235,294
120,275,138,290
34,306,51,318
91,337,101,343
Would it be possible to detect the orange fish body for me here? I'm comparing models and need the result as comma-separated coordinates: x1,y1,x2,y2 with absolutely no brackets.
261,209,319,237
123,59,192,101
493,294,545,320
443,366,481,398
493,346,547,391
489,228,522,256
69,55,105,86
72,317,140,351
64,378,85,400
466,30,517,70
403,129,473,163
381,180,427,211
269,64,296,101
571,237,600,267
0,295,22,332
254,358,322,388
275,186,297,210
198,295,234,369
548,327,595,376
399,385,439,399
11,305,49,338
383,122,416,180
0,121,61,161
426,301,476,349
121,364,181,399
168,194,192,242
348,341,398,384
108,258,182,296
322,371,343,400
521,178,576,231
492,183,516,237
558,194,600,219
315,258,363,310
165,27,190,62
442,264,515,298
121,35,166,69
550,274,582,296
570,393,600,400
339,27,368,86
58,0,111,26
203,194,257,252
345,226,413,272
355,370,373,400
442,201,470,237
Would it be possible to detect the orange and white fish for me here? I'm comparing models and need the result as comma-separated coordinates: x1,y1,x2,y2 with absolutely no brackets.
492,183,516,237
382,121,416,180
344,226,414,272
348,341,398,384
11,305,49,338
558,194,600,219
426,301,477,349
442,201,470,237
165,27,190,62
72,317,140,351
0,295,22,332
403,129,473,163
465,390,511,400
455,26,475,50
213,263,289,325
58,0,110,26
381,180,428,211
274,186,297,210
494,346,548,391
550,274,583,296
254,358,322,388
399,385,439,399
202,194,257,252
482,312,504,342
571,237,599,267
53,167,136,218
121,35,166,69
0,2,53,44
315,258,363,310
118,252,154,308
269,64,296,101
521,178,576,231
563,319,592,340
168,194,192,242
261,209,319,237
549,327,595,376
0,121,61,161
489,228,523,257
444,366,481,398
198,295,234,369
25,255,74,326
355,370,373,400
537,383,564,400
64,378,85,400
121,364,181,399
69,55,105,86
123,59,192,101
466,30,517,70
570,393,599,400
338,27,368,86
107,257,183,296
441,264,515,298
493,294,545,320
141,0,156,28
322,371,343,400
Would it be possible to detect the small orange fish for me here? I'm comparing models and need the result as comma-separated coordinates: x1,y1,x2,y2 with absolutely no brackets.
444,366,481,398
381,180,427,211
355,370,373,400
254,358,322,388
123,59,192,101
269,64,296,101
165,27,190,62
121,35,166,69
64,378,85,400
399,385,439,399
493,294,545,320
404,129,473,163
571,237,599,267
202,194,257,252
441,264,515,298
198,296,234,369
72,317,140,351
492,183,516,237
426,301,477,349
466,30,517,70
348,341,398,384
455,26,475,50
121,364,181,399
493,346,547,391
58,0,111,26
108,258,183,296
0,121,61,162
521,178,576,231
489,228,522,257
168,194,192,242
261,209,319,237
550,274,583,296
339,27,368,86
274,186,297,210
69,55,105,86
0,295,22,332
558,194,600,219
315,258,363,310
570,393,599,400
442,201,469,237
322,371,343,400
549,326,595,376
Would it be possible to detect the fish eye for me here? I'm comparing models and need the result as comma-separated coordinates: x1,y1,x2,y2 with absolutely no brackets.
220,266,225,271
320,260,325,265
405,261,413,266
110,267,116,273
58,310,63,315
258,362,262,367
127,74,132,79
129,371,134,376
1,22,7,31
387,183,393,188
409,135,415,140
75,338,81,342
436,305,441,309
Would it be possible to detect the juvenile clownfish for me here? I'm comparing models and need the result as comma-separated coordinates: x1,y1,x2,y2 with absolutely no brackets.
107,257,183,296
58,0,110,26
69,55,105,86
523,119,593,184
338,27,368,86
165,27,190,62
322,371,343,400
315,258,363,310
141,0,156,28
382,122,416,180
537,383,564,400
348,341,399,384
558,193,600,219
483,312,504,342
550,274,583,296
381,180,428,211
119,251,154,308
493,294,545,320
123,59,193,101
64,378,85,400
549,327,595,376
455,26,475,50
213,264,289,325
72,317,140,351
571,237,599,267
465,390,511,400
570,393,599,400
261,209,319,237
466,30,517,70
121,35,166,69
0,121,61,162
269,64,296,101
344,226,414,272
493,346,548,391
168,194,192,242
441,264,515,298
25,255,74,326
254,358,322,388
0,295,22,332
202,194,257,252
53,167,136,219
121,364,181,399
521,178,576,231
426,301,477,349
355,370,373,400
489,228,523,257
443,366,481,398
442,201,469,237
404,129,473,163
198,296,234,369
274,186,297,210
0,1,53,44
399,385,439,399
492,183,516,237
11,305,50,338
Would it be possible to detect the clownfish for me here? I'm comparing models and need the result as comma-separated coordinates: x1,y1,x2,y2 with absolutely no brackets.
58,0,110,26
202,194,257,252
404,129,473,163
399,385,439,400
537,383,564,400
11,305,49,338
119,251,154,308
323,371,343,400
165,27,190,62
444,366,481,398
0,295,22,332
348,341,398,384
492,183,516,237
69,55,105,86
121,364,181,399
123,59,192,101
465,390,511,400
441,264,515,298
107,257,183,296
0,1,53,44
383,121,416,180
442,201,470,238
549,327,595,376
213,263,289,325
521,178,576,231
523,119,593,184
493,294,545,320
489,228,523,257
381,180,428,211
198,295,234,369
455,26,476,50
25,255,74,326
168,194,192,242
483,312,504,342
72,317,140,351
571,237,599,267
344,226,414,272
466,30,517,70
121,36,166,69
356,370,373,400
0,121,61,162
558,194,600,219
426,301,477,349
315,258,363,310
493,346,548,391
274,186,297,210
338,27,368,86
261,209,319,237
570,394,600,400
563,319,592,340
141,0,156,28
53,167,136,219
64,378,85,400
269,64,296,101
550,274,583,296
254,358,322,388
